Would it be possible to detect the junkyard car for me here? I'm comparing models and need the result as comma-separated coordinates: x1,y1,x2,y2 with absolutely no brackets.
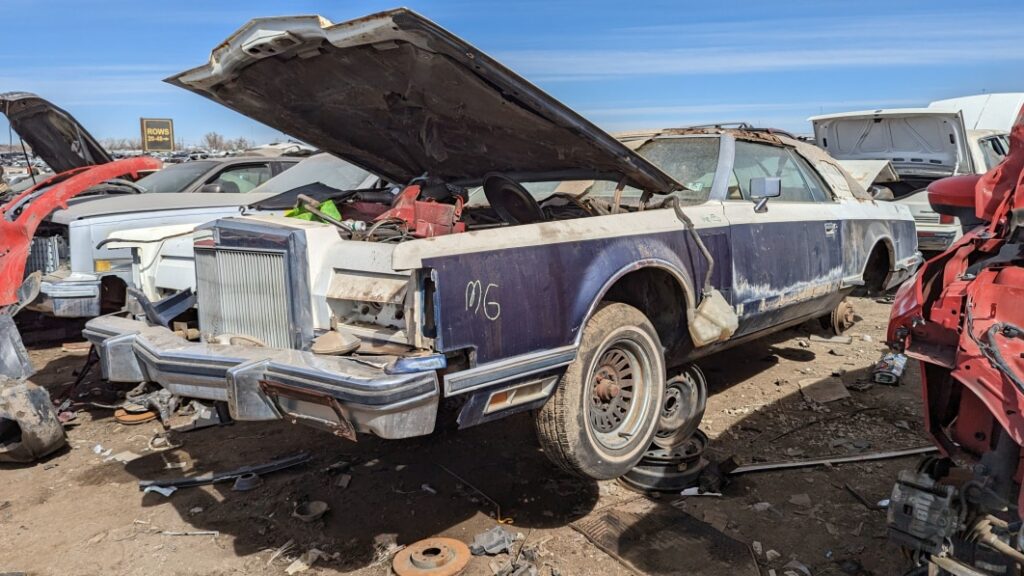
885,108,1024,575
28,156,301,318
0,92,159,379
811,108,1010,252
85,9,919,480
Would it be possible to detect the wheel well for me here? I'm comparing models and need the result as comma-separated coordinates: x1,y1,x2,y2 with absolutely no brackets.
601,267,692,368
862,242,892,293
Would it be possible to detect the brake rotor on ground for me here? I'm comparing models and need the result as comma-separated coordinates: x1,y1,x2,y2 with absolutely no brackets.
620,430,709,494
653,364,707,450
393,537,471,576
829,298,856,335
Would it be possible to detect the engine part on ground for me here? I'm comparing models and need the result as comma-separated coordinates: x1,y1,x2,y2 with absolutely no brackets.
0,314,33,380
827,298,856,335
138,451,311,491
375,184,465,238
113,408,157,425
469,526,517,555
887,469,959,554
653,364,707,449
619,430,709,493
171,400,230,433
393,537,472,576
872,353,908,385
292,500,329,522
0,377,67,463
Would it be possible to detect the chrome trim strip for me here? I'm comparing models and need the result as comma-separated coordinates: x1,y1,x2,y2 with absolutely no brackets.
443,344,577,396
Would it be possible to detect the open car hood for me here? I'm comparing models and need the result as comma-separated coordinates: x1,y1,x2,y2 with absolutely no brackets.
166,9,681,193
810,108,972,179
1,92,111,173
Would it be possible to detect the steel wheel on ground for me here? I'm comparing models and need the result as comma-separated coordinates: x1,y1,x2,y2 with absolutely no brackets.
653,364,707,450
535,302,665,480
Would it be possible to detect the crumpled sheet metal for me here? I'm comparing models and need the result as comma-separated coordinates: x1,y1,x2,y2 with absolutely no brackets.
0,377,67,463
0,315,33,380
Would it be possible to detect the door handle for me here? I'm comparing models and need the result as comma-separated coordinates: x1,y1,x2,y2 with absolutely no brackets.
824,222,837,237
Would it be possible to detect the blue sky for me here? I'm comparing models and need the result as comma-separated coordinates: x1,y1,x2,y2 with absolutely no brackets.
2,0,1022,146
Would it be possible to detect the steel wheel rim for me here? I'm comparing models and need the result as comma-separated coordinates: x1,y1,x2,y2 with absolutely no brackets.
587,336,654,451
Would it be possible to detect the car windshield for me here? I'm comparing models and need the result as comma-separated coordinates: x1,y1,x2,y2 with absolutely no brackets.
251,153,373,196
134,161,218,193
466,136,720,207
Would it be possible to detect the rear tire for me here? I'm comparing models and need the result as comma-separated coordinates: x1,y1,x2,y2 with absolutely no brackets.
535,303,665,480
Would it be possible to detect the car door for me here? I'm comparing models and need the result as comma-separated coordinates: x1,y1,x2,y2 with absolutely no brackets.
721,140,840,335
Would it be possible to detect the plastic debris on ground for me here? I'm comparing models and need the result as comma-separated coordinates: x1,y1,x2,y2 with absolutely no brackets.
872,353,907,385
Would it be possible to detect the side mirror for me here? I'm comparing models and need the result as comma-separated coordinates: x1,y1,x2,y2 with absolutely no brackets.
750,177,781,213
199,183,222,194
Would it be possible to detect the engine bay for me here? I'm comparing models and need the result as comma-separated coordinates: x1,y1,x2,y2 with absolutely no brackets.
274,174,649,243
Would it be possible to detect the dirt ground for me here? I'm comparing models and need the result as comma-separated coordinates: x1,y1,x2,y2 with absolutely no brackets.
1,296,926,576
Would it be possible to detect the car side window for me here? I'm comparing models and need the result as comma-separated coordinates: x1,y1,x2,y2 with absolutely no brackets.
731,141,822,203
979,136,1008,171
209,164,273,193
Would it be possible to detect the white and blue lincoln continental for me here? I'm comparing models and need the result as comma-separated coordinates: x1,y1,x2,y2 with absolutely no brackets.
83,9,919,480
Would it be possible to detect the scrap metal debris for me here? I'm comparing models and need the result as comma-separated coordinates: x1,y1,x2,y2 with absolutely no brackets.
138,451,310,492
0,377,67,463
727,445,938,475
470,526,519,556
798,377,851,404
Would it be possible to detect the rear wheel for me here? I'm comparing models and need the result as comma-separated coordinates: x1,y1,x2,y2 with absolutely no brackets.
535,303,665,479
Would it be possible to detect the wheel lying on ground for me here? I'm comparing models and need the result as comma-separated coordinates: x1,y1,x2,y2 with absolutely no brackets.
535,302,666,480
652,364,707,450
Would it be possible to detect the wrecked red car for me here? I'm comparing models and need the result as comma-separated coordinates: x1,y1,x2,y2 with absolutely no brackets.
887,106,1024,574
0,92,159,379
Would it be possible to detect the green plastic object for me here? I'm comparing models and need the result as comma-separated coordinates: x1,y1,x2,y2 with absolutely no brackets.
286,198,342,222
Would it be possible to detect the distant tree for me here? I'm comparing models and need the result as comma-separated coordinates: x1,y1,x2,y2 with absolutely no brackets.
230,136,253,151
202,132,227,151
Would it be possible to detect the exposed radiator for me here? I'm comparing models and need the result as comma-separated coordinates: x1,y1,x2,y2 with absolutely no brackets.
195,248,294,349
25,235,68,277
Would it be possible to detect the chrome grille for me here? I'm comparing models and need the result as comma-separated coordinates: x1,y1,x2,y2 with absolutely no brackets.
914,213,940,224
25,235,68,277
196,248,294,349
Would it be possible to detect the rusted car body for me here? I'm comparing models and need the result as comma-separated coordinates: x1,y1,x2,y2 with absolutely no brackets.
85,9,918,480
886,107,1024,573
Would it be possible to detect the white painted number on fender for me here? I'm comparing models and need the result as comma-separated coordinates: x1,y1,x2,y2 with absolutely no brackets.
465,280,501,321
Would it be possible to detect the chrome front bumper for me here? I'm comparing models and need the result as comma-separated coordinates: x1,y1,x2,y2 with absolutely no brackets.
83,315,439,439
29,273,101,318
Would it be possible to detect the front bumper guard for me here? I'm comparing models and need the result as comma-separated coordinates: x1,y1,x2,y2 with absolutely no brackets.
83,315,439,440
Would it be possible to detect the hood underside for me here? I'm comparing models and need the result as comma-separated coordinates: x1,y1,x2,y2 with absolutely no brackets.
1,92,111,173
166,9,681,193
810,109,972,178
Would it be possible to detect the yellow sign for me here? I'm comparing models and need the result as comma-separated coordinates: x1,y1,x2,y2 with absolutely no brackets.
140,118,175,152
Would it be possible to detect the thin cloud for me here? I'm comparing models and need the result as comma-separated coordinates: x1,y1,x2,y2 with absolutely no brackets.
500,41,1024,80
